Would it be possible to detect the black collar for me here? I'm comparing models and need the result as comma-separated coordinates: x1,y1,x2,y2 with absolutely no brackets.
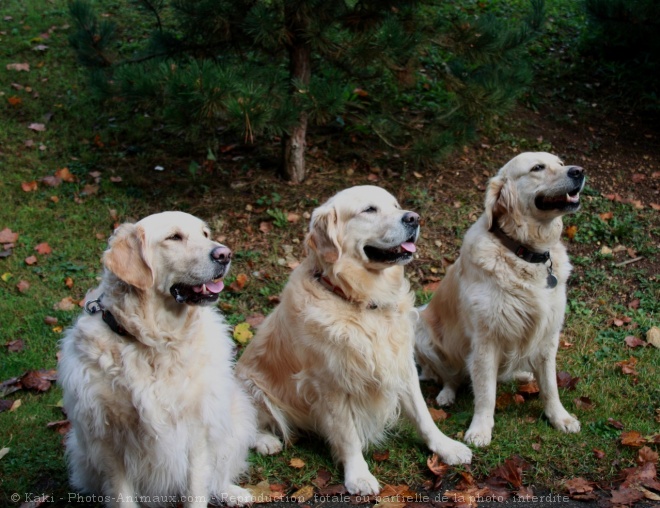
489,221,550,264
84,294,131,337
313,270,378,310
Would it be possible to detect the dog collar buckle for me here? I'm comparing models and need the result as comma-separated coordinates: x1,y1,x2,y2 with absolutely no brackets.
84,297,103,315
84,294,131,337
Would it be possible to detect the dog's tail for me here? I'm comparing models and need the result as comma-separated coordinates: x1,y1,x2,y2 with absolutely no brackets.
240,376,295,445
413,303,442,382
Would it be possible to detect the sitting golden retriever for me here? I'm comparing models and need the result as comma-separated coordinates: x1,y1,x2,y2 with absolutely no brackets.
416,152,584,447
59,212,255,508
236,185,472,496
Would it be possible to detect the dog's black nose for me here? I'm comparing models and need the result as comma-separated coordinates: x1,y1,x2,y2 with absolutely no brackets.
210,246,232,264
402,211,420,227
567,166,584,179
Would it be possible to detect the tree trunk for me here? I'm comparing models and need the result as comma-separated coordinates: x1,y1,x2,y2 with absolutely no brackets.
281,8,312,183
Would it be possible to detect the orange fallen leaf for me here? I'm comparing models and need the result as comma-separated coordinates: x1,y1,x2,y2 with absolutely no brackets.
429,407,448,422
16,280,30,293
47,419,71,435
517,380,540,395
55,167,76,182
621,431,647,448
64,277,74,289
6,62,30,71
25,255,38,265
599,211,614,221
229,273,248,292
565,225,578,240
650,203,660,211
290,485,314,503
0,228,19,243
7,96,22,107
54,297,76,311
34,242,52,255
373,450,390,462
616,357,639,377
259,221,272,234
21,181,38,192
427,453,449,477
289,457,305,469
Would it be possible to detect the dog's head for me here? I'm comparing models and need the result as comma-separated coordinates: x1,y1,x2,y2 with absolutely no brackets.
485,152,586,229
306,185,420,270
103,211,231,305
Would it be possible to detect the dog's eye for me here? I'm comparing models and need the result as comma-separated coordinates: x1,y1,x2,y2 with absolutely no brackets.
363,206,378,213
203,230,210,239
167,233,183,241
531,164,546,172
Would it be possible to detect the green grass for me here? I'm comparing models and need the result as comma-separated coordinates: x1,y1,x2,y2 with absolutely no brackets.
1,0,659,506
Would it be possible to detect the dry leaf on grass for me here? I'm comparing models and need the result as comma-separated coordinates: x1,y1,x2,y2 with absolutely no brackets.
289,457,305,468
0,228,19,243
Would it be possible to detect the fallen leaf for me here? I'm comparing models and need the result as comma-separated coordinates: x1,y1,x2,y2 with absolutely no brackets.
628,299,640,310
21,180,38,192
64,277,74,289
16,280,30,293
55,167,75,182
81,184,99,196
608,418,625,430
25,255,38,265
367,173,378,182
514,394,525,404
0,228,19,243
429,407,448,422
651,203,660,211
517,380,540,395
41,175,62,187
564,477,597,500
312,469,331,489
427,453,449,477
20,369,57,392
0,447,9,460
5,339,25,352
289,457,305,469
2,272,13,282
637,446,659,466
246,480,286,502
531,442,541,451
379,484,416,500
610,486,644,505
233,323,253,345
593,449,606,460
600,246,613,255
599,211,614,221
557,371,580,390
646,327,660,349
229,273,248,292
287,212,301,223
290,485,314,503
616,357,639,377
6,62,30,71
574,396,594,410
621,431,647,448
604,193,624,202
565,225,578,240
34,242,52,255
0,400,13,413
372,450,390,462
496,392,513,410
631,173,646,183
46,419,71,434
488,456,530,489
259,221,272,234
44,316,58,325
7,96,22,107
110,176,122,183
54,297,76,311
317,484,347,497
624,335,646,348
423,281,440,293
28,123,46,132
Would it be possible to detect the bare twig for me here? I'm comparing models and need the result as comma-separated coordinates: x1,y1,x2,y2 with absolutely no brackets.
614,256,644,267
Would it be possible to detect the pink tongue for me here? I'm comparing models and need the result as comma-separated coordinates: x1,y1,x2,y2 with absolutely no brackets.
401,242,416,253
192,281,225,294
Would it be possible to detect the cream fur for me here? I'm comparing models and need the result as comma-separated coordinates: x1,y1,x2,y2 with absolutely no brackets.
59,211,256,508
236,186,472,496
416,152,583,447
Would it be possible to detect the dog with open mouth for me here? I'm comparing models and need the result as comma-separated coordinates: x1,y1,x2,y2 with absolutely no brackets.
59,211,256,508
236,185,472,496
415,152,584,447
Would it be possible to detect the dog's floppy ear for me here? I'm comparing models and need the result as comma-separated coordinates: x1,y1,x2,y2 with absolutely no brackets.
305,205,342,264
485,175,518,229
103,223,154,290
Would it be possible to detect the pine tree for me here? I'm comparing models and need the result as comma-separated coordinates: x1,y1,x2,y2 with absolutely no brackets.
69,0,544,183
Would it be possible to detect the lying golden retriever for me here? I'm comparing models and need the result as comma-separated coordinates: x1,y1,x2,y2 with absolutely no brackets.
59,212,255,508
236,185,472,495
416,152,584,447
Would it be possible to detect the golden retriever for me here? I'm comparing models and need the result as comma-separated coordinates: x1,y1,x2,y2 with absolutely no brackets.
416,152,584,447
236,185,472,496
59,211,256,508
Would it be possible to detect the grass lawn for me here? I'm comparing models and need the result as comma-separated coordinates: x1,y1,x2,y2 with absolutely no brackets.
1,0,658,506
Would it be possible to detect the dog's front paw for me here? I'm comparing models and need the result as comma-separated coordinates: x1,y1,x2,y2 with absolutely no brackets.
435,387,456,407
464,426,492,447
549,412,581,434
345,472,380,496
431,439,472,465
219,486,255,507
254,432,283,455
